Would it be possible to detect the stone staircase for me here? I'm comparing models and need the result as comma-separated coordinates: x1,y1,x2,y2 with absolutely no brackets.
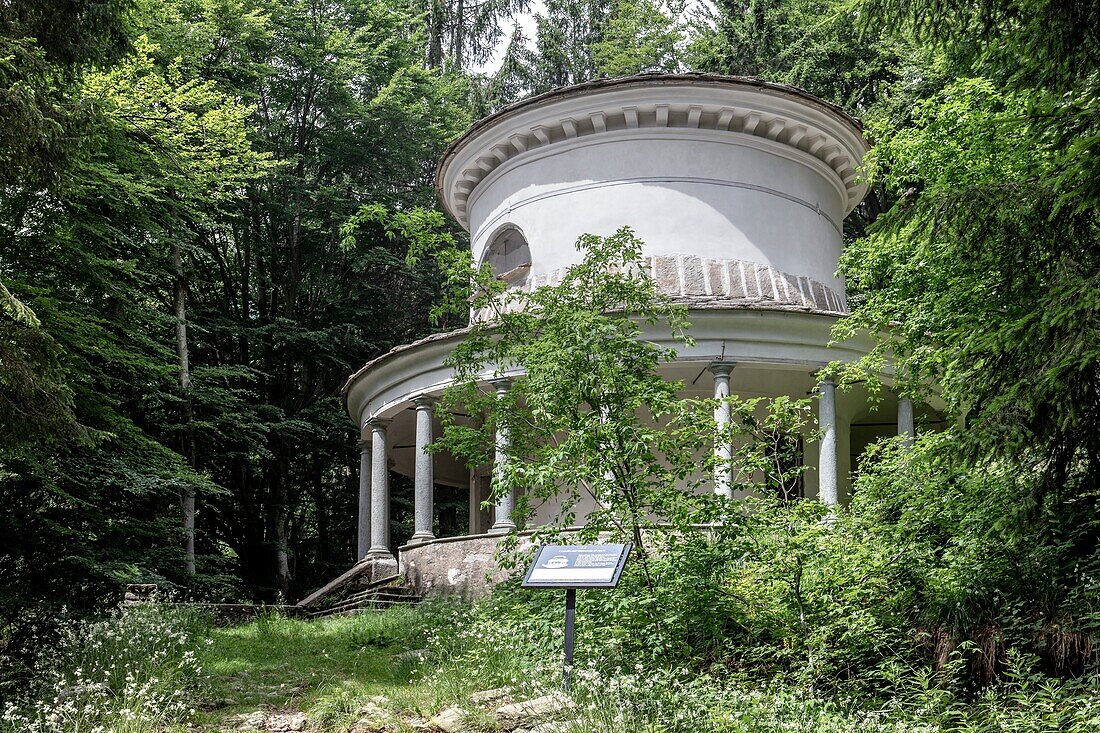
302,575,422,619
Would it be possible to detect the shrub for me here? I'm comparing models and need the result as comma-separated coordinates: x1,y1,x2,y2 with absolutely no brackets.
0,604,209,733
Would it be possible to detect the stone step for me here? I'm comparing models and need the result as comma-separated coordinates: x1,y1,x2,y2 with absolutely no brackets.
349,581,418,598
308,597,420,618
321,595,419,614
311,604,410,618
296,564,399,609
308,585,422,618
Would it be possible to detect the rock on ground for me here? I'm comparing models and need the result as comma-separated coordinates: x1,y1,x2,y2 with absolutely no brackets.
356,701,388,719
469,688,511,706
529,723,566,733
349,718,389,733
264,712,308,732
349,701,390,733
428,704,467,733
509,722,565,733
233,710,307,732
495,694,575,728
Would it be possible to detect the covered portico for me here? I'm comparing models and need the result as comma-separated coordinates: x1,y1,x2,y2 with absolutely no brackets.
342,308,927,570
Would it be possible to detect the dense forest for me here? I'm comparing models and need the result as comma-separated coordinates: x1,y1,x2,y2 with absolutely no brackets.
1,0,1098,692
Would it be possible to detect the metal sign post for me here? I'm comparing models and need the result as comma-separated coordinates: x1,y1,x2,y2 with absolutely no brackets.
522,543,632,693
563,588,576,691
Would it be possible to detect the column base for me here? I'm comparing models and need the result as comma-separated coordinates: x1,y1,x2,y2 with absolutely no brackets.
410,531,436,543
488,523,516,535
360,553,398,580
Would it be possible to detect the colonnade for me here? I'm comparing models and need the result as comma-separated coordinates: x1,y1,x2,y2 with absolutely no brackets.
354,365,918,560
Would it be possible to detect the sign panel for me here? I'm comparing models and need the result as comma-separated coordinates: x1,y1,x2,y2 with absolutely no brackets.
521,543,631,588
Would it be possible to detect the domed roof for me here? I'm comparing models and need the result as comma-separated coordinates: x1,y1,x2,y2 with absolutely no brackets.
436,73,871,228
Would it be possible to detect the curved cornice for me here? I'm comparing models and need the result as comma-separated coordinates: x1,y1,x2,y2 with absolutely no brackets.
341,309,878,427
437,73,872,229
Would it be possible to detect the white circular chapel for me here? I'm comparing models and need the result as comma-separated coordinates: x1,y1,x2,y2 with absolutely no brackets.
340,74,925,595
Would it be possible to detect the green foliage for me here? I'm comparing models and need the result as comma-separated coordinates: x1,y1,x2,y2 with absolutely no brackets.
1,0,1098,724
423,564,1098,732
590,0,685,76
831,23,1100,673
686,0,905,110
414,0,529,69
487,0,686,105
1,0,266,643
438,228,695,563
0,604,209,733
6,597,1096,732
437,229,816,590
0,0,477,677
849,433,1100,683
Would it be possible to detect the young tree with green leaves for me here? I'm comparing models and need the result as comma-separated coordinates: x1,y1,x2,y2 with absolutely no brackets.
590,0,685,77
434,228,814,586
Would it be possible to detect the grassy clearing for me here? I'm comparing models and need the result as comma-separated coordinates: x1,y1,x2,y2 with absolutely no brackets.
195,608,429,726
5,600,1098,733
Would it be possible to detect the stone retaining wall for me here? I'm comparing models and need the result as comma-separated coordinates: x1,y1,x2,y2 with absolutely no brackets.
399,534,535,599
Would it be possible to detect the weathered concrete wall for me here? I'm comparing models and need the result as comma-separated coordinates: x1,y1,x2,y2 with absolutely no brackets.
399,534,535,599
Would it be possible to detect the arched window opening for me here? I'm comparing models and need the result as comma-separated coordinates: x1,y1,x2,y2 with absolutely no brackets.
481,225,531,285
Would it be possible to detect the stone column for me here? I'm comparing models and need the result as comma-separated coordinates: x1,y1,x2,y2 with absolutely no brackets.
817,378,838,506
709,362,735,499
367,418,392,558
468,470,480,535
489,378,516,534
412,396,436,542
356,438,371,560
898,396,916,447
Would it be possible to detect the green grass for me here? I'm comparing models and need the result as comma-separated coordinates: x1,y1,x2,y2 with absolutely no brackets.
195,608,432,728
9,601,1095,733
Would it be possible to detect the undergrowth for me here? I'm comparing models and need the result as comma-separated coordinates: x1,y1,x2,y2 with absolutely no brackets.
2,546,1097,733
0,604,208,733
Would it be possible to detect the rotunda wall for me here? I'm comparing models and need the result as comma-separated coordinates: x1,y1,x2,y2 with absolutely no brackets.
467,133,847,292
439,76,869,315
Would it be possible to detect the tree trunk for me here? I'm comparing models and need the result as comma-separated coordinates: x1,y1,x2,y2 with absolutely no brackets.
454,0,465,69
313,451,326,565
428,0,445,67
271,453,291,601
170,230,196,576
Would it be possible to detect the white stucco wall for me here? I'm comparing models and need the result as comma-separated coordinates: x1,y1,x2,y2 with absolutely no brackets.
468,134,847,293
437,75,869,312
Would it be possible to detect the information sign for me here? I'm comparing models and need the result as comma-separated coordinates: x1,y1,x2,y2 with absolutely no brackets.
522,543,632,588
521,543,632,693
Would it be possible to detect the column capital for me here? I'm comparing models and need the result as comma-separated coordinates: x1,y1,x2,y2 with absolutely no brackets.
412,394,438,409
489,376,513,393
367,417,392,429
357,438,371,451
708,362,735,377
